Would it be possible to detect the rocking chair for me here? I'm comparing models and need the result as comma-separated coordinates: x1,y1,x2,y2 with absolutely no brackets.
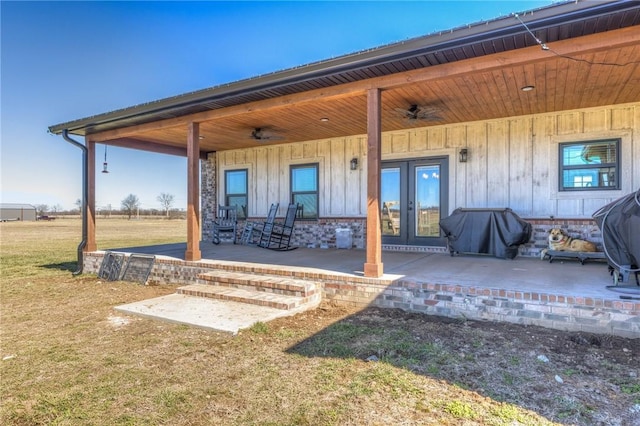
240,203,279,245
258,203,299,250
212,205,238,244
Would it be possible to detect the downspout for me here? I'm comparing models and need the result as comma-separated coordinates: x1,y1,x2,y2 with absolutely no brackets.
62,129,87,275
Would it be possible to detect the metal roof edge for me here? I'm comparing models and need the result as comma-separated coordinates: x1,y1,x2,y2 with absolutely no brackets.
0,203,37,209
48,0,633,136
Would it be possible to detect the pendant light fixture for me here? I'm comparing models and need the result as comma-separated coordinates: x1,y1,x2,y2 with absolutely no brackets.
102,144,109,173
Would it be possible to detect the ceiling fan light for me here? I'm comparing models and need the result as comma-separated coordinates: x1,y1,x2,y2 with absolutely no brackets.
521,85,535,92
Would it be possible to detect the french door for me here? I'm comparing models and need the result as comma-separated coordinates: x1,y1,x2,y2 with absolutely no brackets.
381,157,449,246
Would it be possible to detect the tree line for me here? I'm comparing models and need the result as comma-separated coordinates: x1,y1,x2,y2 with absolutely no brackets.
36,192,178,219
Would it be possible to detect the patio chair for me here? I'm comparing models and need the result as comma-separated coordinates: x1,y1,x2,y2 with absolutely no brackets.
258,203,299,250
212,205,238,244
240,203,279,245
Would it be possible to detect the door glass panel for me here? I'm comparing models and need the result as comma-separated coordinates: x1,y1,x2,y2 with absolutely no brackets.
381,167,401,236
415,165,440,237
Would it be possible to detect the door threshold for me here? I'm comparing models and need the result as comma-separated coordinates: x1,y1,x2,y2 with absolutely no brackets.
382,244,448,253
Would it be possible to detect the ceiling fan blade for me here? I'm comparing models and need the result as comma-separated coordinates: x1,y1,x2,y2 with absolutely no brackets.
394,104,442,121
249,127,285,141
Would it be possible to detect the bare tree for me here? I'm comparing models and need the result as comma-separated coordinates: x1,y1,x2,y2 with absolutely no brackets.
75,198,82,213
35,204,49,217
121,194,140,220
157,193,175,218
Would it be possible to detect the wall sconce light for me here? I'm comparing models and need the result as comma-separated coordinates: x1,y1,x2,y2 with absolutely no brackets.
102,145,109,173
459,148,468,163
350,157,359,170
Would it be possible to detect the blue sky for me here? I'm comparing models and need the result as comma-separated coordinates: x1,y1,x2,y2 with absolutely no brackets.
1,0,554,212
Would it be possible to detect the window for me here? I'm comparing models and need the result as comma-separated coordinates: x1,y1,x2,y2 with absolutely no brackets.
290,163,318,219
225,169,247,219
559,139,620,191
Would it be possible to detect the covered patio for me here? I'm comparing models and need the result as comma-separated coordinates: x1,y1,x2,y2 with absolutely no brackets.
49,2,640,337
49,1,640,280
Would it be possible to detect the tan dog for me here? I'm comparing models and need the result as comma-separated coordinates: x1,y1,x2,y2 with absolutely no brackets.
540,228,597,259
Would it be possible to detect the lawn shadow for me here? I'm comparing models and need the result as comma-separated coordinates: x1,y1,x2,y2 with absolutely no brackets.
287,306,470,365
40,261,78,272
284,305,638,425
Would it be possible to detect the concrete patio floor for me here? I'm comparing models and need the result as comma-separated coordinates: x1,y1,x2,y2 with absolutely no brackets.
105,241,640,336
110,241,639,301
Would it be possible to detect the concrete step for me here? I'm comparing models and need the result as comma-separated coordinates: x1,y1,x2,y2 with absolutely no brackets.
198,270,318,298
177,283,316,310
197,260,378,284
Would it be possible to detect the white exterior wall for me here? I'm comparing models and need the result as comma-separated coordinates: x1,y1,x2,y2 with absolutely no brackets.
215,102,639,220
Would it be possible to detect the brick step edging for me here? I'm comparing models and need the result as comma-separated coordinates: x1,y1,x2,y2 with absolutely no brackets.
177,283,318,310
198,270,317,297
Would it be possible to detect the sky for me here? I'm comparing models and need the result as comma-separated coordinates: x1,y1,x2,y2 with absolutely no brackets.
1,0,555,212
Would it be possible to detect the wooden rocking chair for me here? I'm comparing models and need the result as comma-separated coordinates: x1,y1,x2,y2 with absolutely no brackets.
258,203,299,250
212,205,238,244
240,203,279,245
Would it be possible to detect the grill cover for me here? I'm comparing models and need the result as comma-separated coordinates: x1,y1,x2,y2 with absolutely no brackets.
592,189,640,271
439,208,532,259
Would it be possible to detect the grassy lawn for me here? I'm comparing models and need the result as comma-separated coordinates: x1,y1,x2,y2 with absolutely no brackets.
1,219,638,425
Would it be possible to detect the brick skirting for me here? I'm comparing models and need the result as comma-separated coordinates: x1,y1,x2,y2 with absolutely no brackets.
84,251,639,338
375,281,639,339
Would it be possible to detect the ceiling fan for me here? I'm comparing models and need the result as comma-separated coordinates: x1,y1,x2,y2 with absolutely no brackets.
394,104,442,121
249,127,285,141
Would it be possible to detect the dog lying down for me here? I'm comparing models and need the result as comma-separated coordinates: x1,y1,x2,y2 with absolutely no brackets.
540,228,597,260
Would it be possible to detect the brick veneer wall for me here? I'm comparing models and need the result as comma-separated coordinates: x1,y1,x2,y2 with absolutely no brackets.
520,218,603,257
232,217,602,256
285,219,366,249
201,153,217,242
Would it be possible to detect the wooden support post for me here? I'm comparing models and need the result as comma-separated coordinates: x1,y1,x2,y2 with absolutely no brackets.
85,139,97,252
185,122,202,261
364,88,383,278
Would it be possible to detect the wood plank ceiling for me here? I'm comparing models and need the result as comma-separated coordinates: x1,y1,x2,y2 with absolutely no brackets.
99,34,640,155
54,3,640,156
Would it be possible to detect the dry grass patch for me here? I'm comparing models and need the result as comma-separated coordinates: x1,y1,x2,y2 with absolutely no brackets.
1,219,639,425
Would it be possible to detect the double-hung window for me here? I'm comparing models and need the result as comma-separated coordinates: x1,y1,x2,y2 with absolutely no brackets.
559,139,620,191
290,163,318,219
225,169,247,219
